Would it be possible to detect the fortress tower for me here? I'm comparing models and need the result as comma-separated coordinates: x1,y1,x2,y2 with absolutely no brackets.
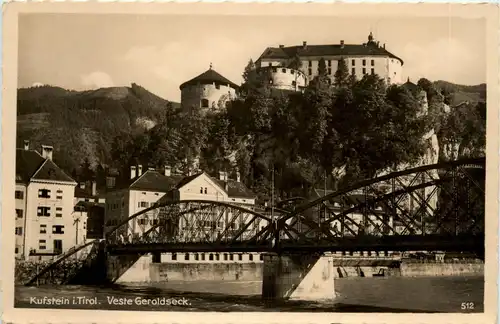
180,64,239,111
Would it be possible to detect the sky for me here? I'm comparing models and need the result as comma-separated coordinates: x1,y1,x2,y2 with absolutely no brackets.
18,14,486,102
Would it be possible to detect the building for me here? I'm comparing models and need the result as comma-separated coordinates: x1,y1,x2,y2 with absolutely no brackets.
180,64,239,111
73,201,105,243
15,141,77,260
255,32,404,90
74,180,105,204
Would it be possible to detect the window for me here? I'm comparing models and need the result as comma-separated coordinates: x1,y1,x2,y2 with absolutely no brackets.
308,68,312,75
52,225,64,234
56,207,62,217
38,189,51,198
200,187,203,194
281,68,286,73
15,190,24,199
53,239,63,254
194,253,199,261
362,68,366,75
291,81,296,87
215,84,220,90
290,70,294,74
215,254,220,261
15,227,23,235
229,254,234,261
362,59,366,66
371,60,375,66
260,254,264,261
37,207,51,217
56,190,63,199
138,219,147,225
185,253,190,261
201,253,205,261
201,99,209,108
209,253,214,261
16,209,23,218
15,247,19,254
308,61,312,67
223,253,228,261
371,68,375,75
351,68,355,75
249,254,253,261
238,254,243,261
204,188,207,194
327,68,332,75
39,240,47,250
40,224,47,234
139,201,148,208
328,60,331,66
351,59,355,66
272,67,277,73
172,253,177,261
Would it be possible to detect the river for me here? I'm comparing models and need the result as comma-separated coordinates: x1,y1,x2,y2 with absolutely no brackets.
15,275,483,313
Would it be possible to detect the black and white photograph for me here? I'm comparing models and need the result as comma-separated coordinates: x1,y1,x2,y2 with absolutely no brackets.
2,2,498,323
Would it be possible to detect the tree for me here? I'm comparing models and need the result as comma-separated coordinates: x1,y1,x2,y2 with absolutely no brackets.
334,57,349,87
318,58,327,77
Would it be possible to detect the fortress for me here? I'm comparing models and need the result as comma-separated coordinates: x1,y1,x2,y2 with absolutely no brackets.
180,32,404,109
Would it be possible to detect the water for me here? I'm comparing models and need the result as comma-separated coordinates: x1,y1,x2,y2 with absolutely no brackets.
15,276,484,313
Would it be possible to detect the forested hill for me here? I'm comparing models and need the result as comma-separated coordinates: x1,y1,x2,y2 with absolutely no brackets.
16,83,180,173
433,80,486,105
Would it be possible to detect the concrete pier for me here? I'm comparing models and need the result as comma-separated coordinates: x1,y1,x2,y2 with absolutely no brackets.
262,252,336,301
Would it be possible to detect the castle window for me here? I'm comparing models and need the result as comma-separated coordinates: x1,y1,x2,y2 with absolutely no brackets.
371,60,375,66
352,59,355,66
281,68,286,73
215,84,220,90
362,59,366,66
201,99,209,108
172,253,177,260
185,253,190,261
371,68,375,75
362,68,366,75
328,60,331,66
290,70,294,74
249,254,253,261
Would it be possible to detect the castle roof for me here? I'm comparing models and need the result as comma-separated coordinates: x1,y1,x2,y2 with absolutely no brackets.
16,148,76,185
179,68,239,90
258,38,403,65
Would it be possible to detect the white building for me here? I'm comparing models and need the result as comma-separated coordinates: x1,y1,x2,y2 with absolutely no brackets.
15,141,77,260
180,64,238,111
255,32,404,89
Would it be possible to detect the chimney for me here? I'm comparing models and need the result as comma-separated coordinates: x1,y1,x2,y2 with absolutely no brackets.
340,40,345,48
383,43,386,49
130,166,137,179
279,44,284,48
23,140,30,151
41,145,53,160
138,165,143,177
236,171,241,182
302,41,307,49
164,166,171,177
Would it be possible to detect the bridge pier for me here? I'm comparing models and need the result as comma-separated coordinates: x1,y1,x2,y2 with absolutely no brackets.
262,252,336,301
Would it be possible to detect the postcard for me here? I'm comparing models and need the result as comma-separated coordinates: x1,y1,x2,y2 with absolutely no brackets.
2,2,498,324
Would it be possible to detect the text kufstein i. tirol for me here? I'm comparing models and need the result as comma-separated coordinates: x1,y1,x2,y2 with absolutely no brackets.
29,296,191,306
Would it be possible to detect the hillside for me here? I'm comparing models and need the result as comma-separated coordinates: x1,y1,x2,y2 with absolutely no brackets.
433,80,486,106
16,84,180,173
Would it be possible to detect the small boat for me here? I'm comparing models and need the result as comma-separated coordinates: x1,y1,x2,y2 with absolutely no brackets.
373,268,386,277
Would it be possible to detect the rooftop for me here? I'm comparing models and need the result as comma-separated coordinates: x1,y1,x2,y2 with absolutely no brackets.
179,66,239,90
16,148,75,184
258,34,403,65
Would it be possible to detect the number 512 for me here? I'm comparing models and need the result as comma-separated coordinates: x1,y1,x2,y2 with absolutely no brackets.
461,302,474,310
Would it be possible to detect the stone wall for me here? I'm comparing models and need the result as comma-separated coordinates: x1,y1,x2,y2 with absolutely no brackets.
400,262,484,277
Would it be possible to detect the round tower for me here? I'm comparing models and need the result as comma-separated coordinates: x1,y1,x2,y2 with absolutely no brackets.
180,64,239,111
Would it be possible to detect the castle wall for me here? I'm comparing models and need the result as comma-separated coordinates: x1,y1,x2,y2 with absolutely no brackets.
181,83,237,111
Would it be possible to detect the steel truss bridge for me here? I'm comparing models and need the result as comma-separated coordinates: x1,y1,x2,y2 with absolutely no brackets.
25,157,485,286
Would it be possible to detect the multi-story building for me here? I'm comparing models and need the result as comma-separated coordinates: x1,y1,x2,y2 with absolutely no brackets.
15,141,77,260
72,201,105,243
74,180,105,204
180,64,239,111
255,32,404,90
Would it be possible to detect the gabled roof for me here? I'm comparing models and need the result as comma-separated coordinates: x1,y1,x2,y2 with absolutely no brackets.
179,68,239,90
258,42,403,65
213,178,256,199
127,170,184,192
16,148,75,184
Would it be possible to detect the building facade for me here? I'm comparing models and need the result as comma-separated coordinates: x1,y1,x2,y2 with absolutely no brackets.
15,142,77,260
255,32,404,90
180,65,239,111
